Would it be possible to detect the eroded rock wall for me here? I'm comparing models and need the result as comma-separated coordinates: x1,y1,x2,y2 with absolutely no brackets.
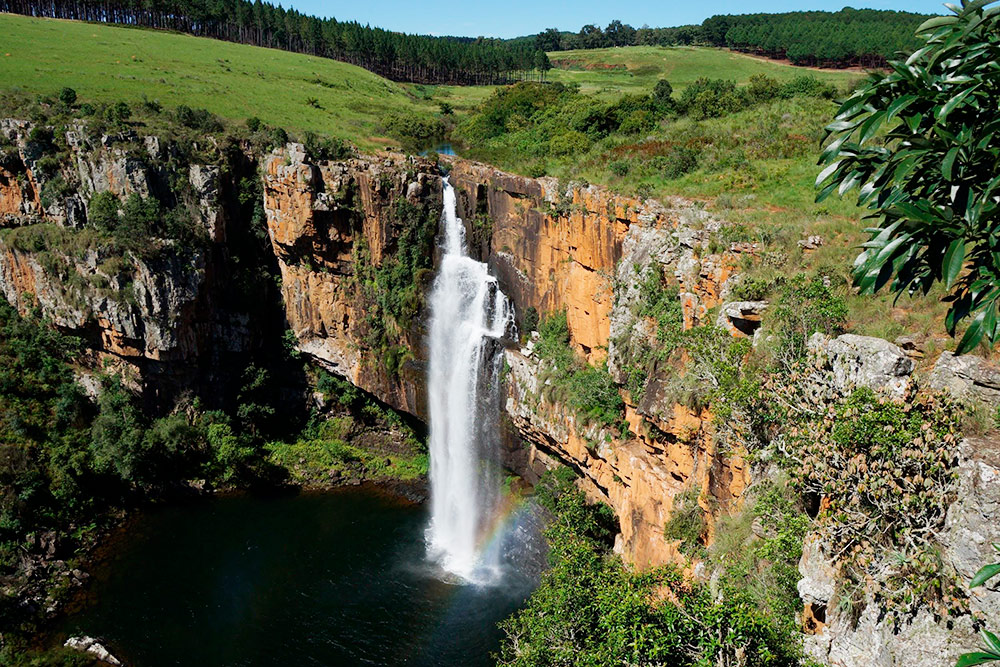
262,145,441,418
0,119,264,407
446,160,749,568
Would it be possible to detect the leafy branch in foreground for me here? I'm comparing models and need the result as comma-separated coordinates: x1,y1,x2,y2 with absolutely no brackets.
957,545,1000,667
817,0,1000,353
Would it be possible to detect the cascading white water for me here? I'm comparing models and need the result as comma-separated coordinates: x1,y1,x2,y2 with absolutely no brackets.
426,177,513,583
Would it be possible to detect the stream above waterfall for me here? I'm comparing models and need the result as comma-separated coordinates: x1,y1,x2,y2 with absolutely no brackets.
58,488,543,667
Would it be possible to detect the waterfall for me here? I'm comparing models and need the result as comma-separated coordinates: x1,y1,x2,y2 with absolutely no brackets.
425,177,513,583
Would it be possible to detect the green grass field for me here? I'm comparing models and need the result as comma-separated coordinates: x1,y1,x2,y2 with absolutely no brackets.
0,14,864,145
546,46,860,98
0,13,444,148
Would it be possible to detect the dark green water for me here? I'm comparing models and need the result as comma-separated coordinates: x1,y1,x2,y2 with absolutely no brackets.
60,488,541,667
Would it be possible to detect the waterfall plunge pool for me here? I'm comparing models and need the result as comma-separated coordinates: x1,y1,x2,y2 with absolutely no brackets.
58,487,544,666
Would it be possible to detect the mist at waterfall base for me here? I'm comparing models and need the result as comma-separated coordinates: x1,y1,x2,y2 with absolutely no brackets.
60,489,545,666
425,178,515,584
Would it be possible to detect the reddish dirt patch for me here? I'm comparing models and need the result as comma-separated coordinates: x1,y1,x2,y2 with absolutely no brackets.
550,58,627,71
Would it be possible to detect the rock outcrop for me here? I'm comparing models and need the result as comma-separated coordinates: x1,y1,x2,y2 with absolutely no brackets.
0,118,268,407
796,350,1000,667
930,351,1000,406
262,145,441,418
808,333,914,399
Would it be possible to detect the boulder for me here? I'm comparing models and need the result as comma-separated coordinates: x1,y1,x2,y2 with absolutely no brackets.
64,636,122,665
715,300,767,338
943,436,1000,619
929,351,1000,406
808,333,914,398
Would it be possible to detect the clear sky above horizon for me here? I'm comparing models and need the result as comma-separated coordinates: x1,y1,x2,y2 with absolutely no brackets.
291,1,947,39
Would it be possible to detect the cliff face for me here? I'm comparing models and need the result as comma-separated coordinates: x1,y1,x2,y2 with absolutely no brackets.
261,146,441,418
0,119,266,407
260,150,749,567
447,160,749,567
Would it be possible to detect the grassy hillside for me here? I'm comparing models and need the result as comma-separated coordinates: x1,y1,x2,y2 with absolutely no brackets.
0,16,865,146
546,46,859,98
0,13,441,149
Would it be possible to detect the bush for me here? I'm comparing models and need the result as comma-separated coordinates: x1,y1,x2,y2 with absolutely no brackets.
657,145,698,179
302,132,352,161
380,111,445,152
87,191,119,231
498,478,800,667
522,306,539,332
88,376,149,485
663,487,705,554
548,130,590,157
57,87,77,106
745,74,782,105
609,160,630,177
767,274,847,364
175,105,223,132
535,312,624,428
780,75,834,99
652,78,674,111
679,78,748,119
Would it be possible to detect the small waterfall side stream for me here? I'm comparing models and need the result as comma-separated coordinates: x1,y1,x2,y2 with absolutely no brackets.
425,177,514,583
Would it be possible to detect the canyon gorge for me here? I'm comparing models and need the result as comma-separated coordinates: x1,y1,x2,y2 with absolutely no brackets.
2,116,1000,667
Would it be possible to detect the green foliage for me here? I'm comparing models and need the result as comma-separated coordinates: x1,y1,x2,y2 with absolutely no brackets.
459,71,834,172
652,78,674,110
703,8,927,68
356,198,438,366
57,87,76,107
499,474,800,667
302,131,353,161
731,275,777,301
268,369,427,485
766,274,847,364
663,487,706,554
775,384,965,623
174,104,223,132
958,546,1000,666
0,645,101,666
380,111,445,152
535,312,625,429
539,10,925,70
708,478,811,640
521,306,539,333
88,376,151,484
86,191,200,254
816,1,1000,353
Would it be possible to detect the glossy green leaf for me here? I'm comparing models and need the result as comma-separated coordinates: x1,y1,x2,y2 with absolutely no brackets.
971,562,1000,588
943,146,961,180
957,308,990,354
956,651,1000,667
944,238,967,288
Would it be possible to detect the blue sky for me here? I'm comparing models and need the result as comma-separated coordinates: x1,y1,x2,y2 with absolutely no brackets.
290,1,947,39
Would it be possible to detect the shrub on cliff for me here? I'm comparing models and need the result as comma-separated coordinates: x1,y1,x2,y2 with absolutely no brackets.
498,478,801,666
302,131,353,161
536,312,625,429
379,111,445,152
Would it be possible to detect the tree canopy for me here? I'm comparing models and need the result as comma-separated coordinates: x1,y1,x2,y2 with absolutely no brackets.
531,9,930,69
817,0,1000,353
